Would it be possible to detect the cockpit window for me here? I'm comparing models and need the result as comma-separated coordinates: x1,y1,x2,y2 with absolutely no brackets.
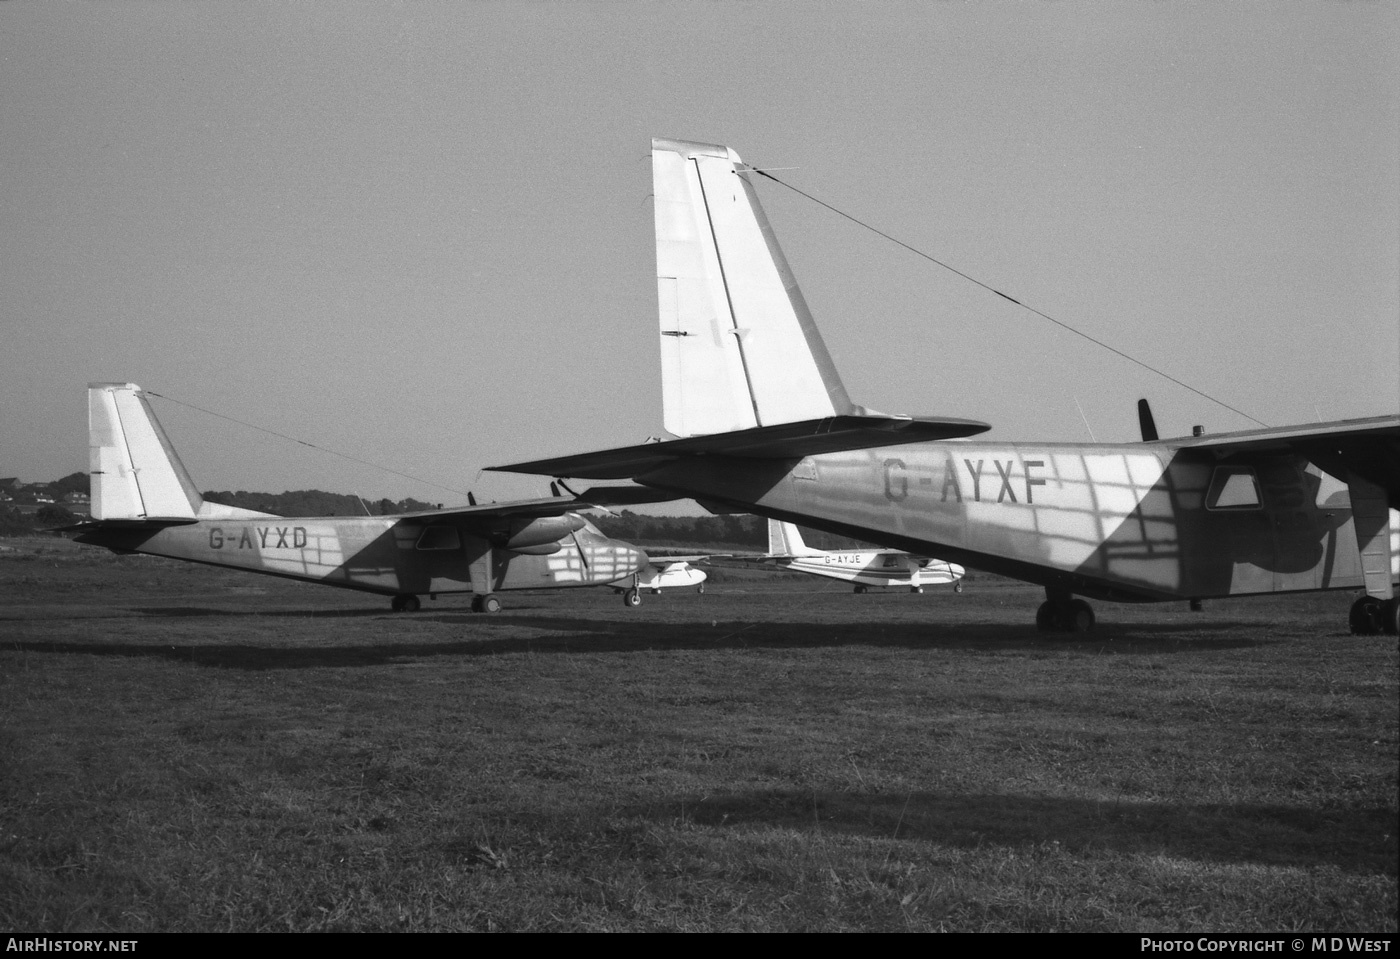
1206,467,1262,510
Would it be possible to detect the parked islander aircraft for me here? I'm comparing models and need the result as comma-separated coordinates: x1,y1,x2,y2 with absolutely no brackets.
496,137,1400,634
764,519,963,594
68,383,658,612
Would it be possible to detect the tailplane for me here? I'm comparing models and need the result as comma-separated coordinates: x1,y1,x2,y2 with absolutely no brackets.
491,140,989,483
88,383,270,523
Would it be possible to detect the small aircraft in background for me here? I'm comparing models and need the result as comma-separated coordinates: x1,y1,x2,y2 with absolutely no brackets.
762,519,963,594
496,137,1400,634
611,555,708,605
68,383,658,612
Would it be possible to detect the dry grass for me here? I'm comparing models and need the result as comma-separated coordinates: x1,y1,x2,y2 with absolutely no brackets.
1,536,1395,931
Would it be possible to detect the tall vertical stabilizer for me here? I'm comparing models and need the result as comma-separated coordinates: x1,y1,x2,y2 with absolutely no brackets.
653,138,853,438
768,519,821,557
88,383,202,522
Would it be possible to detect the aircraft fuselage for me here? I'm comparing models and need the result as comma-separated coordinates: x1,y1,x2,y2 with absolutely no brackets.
638,440,1395,603
76,516,646,598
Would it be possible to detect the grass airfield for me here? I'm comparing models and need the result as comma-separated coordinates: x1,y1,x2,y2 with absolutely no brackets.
1,536,1395,932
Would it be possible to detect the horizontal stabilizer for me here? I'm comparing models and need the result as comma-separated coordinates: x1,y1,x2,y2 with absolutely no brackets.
492,414,991,480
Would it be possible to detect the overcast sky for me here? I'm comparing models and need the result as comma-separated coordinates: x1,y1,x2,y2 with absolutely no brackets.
3,1,1396,507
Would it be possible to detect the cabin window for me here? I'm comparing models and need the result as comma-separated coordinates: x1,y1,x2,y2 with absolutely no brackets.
1205,467,1262,510
415,526,462,550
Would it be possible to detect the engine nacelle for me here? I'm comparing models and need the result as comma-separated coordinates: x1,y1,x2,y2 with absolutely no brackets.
507,541,563,556
494,513,586,551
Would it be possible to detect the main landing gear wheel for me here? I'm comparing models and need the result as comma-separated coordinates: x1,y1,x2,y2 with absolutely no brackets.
623,588,642,608
390,594,420,613
1036,598,1094,634
471,594,501,614
1348,595,1398,635
697,583,705,594
854,585,868,594
910,586,924,594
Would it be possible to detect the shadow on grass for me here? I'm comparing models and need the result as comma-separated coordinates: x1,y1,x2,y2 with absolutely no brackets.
125,607,386,619
631,789,1399,876
6,614,1269,669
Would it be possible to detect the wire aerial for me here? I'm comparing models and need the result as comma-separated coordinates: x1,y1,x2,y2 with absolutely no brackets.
744,166,1269,429
142,390,473,498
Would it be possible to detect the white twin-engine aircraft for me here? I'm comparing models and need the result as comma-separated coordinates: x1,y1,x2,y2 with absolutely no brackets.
497,137,1400,634
763,520,963,594
69,383,660,611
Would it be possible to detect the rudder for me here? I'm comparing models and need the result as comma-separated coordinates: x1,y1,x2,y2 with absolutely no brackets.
89,383,202,522
653,137,854,438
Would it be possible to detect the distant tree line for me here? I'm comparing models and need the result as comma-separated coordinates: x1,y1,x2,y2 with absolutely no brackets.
202,491,439,517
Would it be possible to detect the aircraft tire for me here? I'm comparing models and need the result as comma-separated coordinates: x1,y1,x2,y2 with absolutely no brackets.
624,589,642,608
1389,599,1400,636
953,582,963,594
697,583,705,594
1035,599,1093,633
482,595,501,614
854,585,867,594
911,586,924,594
391,595,404,612
651,588,661,595
1066,599,1094,632
1349,595,1385,635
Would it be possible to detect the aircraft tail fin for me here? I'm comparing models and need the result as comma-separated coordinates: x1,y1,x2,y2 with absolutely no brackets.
767,519,821,557
88,383,270,523
653,137,856,437
89,383,203,522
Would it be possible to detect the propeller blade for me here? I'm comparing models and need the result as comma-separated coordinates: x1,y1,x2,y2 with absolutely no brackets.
1137,399,1159,442
569,528,590,571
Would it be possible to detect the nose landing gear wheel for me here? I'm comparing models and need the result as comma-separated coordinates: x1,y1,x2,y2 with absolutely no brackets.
624,588,642,607
391,594,420,612
471,594,501,613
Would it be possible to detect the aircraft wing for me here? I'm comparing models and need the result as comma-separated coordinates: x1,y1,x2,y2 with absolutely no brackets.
492,414,991,480
1164,414,1400,507
391,486,684,523
641,551,726,565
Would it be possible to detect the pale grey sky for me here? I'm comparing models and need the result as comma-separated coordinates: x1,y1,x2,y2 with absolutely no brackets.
2,1,1396,505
